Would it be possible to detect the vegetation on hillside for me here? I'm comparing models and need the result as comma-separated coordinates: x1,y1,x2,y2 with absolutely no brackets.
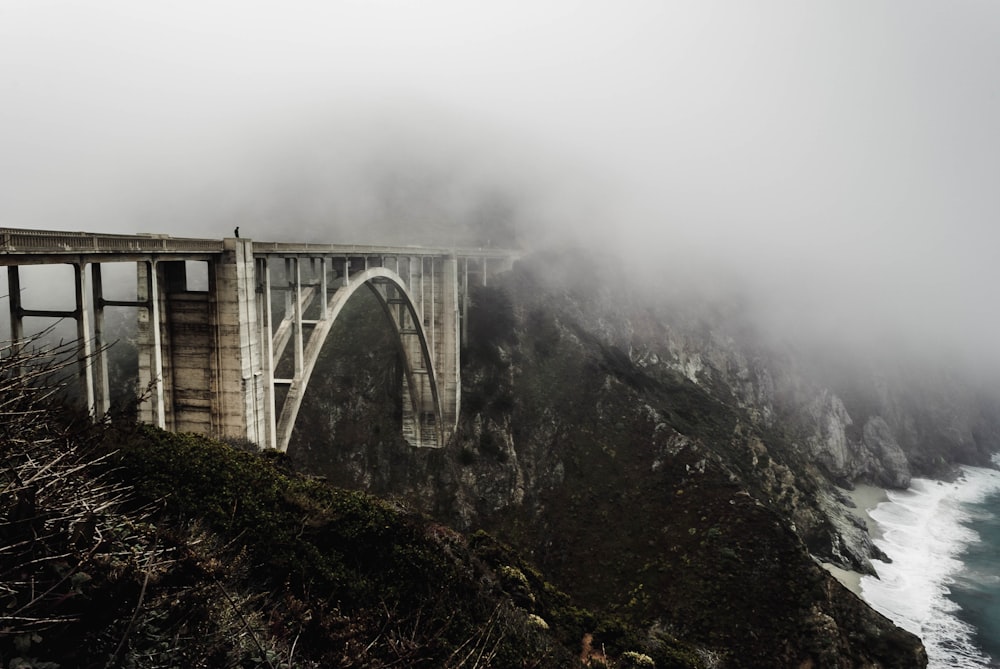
0,336,695,668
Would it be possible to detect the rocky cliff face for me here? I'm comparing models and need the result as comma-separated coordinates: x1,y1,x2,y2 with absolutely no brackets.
285,250,1000,667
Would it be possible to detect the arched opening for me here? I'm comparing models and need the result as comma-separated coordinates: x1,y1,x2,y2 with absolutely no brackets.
272,267,445,453
285,285,407,484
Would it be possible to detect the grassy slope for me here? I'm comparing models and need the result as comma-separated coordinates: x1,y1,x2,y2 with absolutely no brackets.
3,420,608,667
106,425,585,667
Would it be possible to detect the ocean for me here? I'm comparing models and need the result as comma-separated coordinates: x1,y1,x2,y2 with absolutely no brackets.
860,456,1000,669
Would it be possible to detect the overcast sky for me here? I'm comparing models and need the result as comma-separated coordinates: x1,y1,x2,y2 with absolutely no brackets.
2,1,1000,367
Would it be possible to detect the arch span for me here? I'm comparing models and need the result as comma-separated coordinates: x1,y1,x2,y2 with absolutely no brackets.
274,267,449,452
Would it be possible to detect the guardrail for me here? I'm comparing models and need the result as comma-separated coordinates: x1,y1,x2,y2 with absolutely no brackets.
0,228,224,255
251,241,517,258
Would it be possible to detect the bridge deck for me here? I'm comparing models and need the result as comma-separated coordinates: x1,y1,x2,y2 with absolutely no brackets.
0,228,518,265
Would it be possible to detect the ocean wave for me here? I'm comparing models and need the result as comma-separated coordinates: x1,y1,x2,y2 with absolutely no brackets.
860,462,1000,669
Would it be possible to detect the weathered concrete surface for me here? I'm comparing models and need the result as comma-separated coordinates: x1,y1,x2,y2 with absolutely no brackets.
1,227,516,451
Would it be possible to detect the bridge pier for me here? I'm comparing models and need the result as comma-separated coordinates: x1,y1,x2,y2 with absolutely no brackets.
137,240,267,443
254,257,278,451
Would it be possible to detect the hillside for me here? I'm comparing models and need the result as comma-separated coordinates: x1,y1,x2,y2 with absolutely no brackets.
0,413,595,667
8,248,999,666
286,249,1000,666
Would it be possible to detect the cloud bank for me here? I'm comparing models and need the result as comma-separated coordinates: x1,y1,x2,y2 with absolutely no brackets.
2,1,999,370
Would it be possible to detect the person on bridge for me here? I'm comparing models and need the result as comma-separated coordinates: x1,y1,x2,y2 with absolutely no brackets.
234,226,240,238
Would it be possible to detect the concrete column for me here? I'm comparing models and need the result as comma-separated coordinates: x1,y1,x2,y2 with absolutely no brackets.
283,258,293,320
429,257,436,359
137,260,168,429
439,256,461,439
257,257,277,449
461,257,469,347
211,238,263,442
7,266,23,356
291,258,303,378
319,257,328,320
418,257,426,326
73,262,96,416
90,263,110,417
235,246,258,443
148,261,166,428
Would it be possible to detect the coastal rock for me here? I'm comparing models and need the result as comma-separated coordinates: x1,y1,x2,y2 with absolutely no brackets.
798,395,912,490
805,391,857,479
862,416,911,488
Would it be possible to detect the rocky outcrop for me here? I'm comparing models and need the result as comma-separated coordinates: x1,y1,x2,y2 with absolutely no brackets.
862,416,911,488
543,277,942,493
796,393,912,489
805,391,856,479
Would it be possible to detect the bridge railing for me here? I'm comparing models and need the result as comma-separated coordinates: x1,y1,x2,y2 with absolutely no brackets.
251,241,431,256
251,241,519,259
0,228,224,255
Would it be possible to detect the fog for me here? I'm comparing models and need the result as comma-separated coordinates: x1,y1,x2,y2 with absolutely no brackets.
3,1,1000,374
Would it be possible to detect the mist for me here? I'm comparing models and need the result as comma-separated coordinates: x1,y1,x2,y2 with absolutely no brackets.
3,1,1000,375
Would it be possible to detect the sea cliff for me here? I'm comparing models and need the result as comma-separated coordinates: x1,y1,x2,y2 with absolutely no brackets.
288,250,999,666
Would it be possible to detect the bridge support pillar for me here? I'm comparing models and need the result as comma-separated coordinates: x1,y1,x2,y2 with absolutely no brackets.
215,239,269,444
137,239,268,444
434,256,460,439
137,260,166,428
90,264,111,418
6,266,25,370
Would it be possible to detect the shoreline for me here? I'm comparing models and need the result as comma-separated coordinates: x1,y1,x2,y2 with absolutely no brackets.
822,562,864,595
822,483,890,596
846,483,889,539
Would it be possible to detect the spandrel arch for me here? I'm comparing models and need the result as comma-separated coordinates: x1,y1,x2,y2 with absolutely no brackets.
273,267,448,451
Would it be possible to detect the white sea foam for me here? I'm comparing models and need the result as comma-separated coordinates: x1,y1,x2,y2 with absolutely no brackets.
860,460,1000,669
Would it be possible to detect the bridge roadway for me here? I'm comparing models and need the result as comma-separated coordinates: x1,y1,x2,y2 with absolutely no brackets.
0,227,517,450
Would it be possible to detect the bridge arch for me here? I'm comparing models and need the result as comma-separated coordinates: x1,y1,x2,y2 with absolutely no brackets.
274,266,446,452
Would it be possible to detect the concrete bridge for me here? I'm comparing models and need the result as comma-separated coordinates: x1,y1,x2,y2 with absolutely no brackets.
0,228,516,450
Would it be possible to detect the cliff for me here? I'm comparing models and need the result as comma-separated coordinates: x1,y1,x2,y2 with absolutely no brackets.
288,249,1000,666
14,247,992,665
